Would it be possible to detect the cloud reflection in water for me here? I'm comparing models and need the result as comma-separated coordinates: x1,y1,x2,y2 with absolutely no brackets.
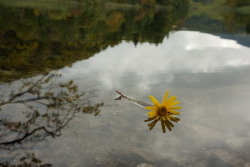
62,31,250,91
60,31,250,167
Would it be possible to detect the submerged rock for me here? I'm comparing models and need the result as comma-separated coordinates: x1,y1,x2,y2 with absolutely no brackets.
205,149,245,167
244,162,250,167
137,163,155,167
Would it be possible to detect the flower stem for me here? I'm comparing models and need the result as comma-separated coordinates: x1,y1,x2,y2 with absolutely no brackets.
115,90,151,107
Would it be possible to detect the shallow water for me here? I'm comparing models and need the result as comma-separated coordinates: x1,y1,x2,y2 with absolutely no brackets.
59,31,250,166
1,1,250,167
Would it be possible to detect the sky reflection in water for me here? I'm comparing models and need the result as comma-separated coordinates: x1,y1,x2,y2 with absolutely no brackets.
62,31,250,90
58,31,250,166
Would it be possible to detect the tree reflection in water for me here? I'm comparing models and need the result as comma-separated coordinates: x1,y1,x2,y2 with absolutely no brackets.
0,153,52,167
0,72,103,149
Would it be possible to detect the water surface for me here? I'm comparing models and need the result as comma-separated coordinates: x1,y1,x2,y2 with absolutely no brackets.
0,1,250,166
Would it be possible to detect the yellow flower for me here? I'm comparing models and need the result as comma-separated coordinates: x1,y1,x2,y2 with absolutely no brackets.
145,91,181,133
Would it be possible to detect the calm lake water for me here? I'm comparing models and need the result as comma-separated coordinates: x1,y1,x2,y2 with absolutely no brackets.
1,1,250,167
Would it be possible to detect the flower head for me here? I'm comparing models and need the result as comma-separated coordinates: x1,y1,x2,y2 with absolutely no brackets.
145,91,181,133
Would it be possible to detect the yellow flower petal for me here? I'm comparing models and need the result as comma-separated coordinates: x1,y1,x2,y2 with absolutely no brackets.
168,120,174,127
161,119,166,133
168,110,180,115
148,114,157,118
145,106,157,111
168,106,182,110
144,116,157,122
149,115,157,119
148,110,157,114
162,91,169,104
168,101,180,107
148,119,158,130
169,116,180,122
148,95,160,107
165,96,177,106
164,121,172,131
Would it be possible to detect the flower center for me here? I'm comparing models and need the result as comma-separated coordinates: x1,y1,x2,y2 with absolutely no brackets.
157,106,167,115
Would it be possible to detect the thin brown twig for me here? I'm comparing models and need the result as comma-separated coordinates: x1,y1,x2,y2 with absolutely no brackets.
115,90,127,100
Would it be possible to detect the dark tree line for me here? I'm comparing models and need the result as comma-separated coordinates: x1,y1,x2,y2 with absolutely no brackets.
0,4,188,82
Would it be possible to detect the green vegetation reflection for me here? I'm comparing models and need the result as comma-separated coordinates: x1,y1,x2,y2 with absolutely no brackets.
0,3,188,82
1,0,250,83
188,0,250,33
